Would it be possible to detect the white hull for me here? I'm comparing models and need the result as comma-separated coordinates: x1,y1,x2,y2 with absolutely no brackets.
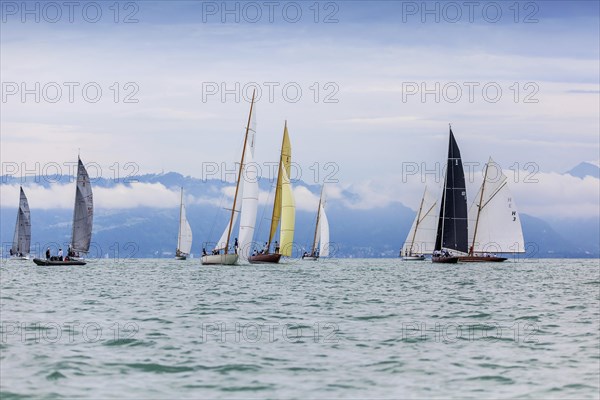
302,256,319,261
402,255,426,261
9,255,29,261
201,254,238,265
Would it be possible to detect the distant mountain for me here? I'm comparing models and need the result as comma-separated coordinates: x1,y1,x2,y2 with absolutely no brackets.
1,172,598,259
565,162,600,179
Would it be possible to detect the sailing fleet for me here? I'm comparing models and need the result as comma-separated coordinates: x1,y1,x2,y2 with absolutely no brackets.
402,126,525,263
6,97,521,265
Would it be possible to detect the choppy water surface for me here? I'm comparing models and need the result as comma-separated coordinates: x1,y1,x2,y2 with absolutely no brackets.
1,258,599,399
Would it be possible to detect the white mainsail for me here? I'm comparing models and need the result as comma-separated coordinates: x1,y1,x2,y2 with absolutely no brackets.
177,189,193,256
12,186,31,256
213,99,257,255
318,203,330,257
311,187,329,257
71,158,93,253
402,187,438,255
468,157,525,253
238,110,258,259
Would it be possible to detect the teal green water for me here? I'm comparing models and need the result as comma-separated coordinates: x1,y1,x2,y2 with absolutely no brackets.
1,258,599,399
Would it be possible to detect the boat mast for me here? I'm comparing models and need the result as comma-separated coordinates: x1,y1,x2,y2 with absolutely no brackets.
225,89,256,254
311,186,324,255
437,125,452,251
70,156,80,250
409,187,427,255
267,120,287,251
470,160,489,255
177,187,183,254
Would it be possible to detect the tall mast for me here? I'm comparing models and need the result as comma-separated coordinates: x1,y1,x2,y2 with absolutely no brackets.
409,187,427,255
311,186,324,255
177,187,183,252
470,160,489,255
436,126,452,251
267,120,287,250
71,156,80,249
225,89,256,254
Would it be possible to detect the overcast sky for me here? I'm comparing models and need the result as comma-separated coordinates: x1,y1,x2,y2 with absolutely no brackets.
1,1,598,217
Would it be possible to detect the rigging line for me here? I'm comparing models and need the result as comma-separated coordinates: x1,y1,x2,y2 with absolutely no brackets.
480,181,508,211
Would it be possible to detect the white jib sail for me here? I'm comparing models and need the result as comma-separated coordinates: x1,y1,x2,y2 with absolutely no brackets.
402,187,438,255
468,158,525,253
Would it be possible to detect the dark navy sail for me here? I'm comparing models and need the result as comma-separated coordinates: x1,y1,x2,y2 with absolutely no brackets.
435,128,468,254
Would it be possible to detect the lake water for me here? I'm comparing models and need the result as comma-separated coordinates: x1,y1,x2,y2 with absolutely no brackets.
1,258,599,399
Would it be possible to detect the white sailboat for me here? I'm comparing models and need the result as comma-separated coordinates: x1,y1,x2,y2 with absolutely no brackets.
201,91,257,265
459,157,525,262
249,121,295,264
34,156,93,266
302,186,329,260
10,186,31,260
401,186,438,261
175,187,193,260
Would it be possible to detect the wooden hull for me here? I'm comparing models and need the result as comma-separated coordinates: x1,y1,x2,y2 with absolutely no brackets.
33,258,86,266
248,253,281,264
458,256,507,262
201,254,238,265
402,255,426,261
432,256,459,264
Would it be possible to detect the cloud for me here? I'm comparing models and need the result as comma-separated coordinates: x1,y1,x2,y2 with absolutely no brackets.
292,186,320,212
336,168,600,219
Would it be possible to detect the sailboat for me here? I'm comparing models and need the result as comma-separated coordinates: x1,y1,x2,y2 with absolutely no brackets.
33,156,93,266
249,121,295,264
201,90,257,265
9,187,31,260
432,127,467,264
302,186,329,260
458,157,525,262
175,187,193,260
401,186,437,261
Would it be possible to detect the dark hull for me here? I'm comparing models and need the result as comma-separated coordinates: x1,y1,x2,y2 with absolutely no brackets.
33,258,86,266
432,256,459,264
458,256,507,262
248,253,282,264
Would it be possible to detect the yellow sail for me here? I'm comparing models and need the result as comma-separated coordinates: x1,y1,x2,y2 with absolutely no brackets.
279,164,295,256
268,122,292,245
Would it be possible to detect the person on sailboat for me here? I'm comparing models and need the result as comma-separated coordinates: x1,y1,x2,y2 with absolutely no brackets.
274,241,280,254
202,248,207,256
58,248,63,261
234,238,239,254
262,242,269,254
46,248,51,259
